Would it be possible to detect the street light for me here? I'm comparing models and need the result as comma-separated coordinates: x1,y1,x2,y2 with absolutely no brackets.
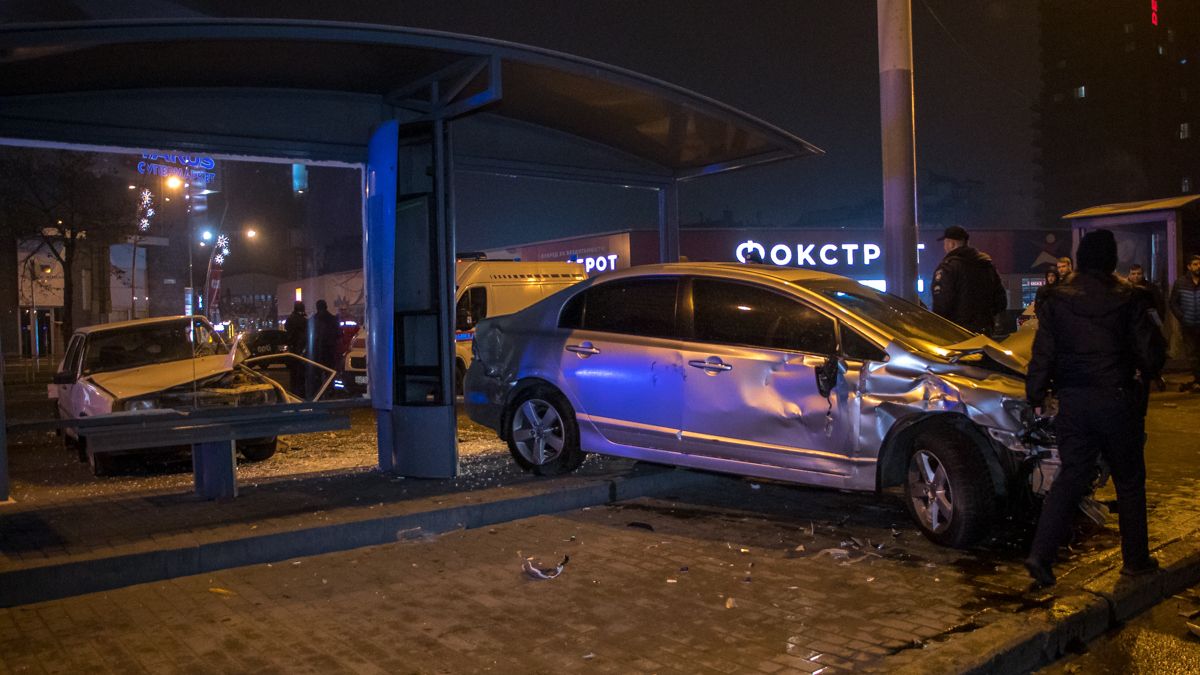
200,230,258,322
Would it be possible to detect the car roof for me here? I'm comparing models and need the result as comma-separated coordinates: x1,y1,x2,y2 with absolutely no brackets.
595,262,847,285
74,315,205,335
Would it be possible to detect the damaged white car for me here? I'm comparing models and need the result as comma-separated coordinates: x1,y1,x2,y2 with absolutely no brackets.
466,263,1059,548
51,316,314,473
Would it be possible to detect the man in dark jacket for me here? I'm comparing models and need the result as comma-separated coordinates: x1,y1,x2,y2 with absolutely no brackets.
931,226,1008,336
1023,230,1167,588
309,300,341,369
284,301,308,395
1127,264,1166,321
306,300,341,399
1169,254,1200,391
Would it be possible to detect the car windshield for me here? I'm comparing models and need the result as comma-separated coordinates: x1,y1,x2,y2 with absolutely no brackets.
82,319,229,375
806,281,975,353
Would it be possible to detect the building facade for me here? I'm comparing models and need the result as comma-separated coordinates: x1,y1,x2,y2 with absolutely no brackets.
1038,0,1199,224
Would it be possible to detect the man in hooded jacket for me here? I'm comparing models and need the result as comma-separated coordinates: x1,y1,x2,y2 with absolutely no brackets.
1023,229,1166,587
931,226,1008,336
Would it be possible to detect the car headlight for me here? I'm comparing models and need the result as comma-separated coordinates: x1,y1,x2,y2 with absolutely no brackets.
124,398,159,411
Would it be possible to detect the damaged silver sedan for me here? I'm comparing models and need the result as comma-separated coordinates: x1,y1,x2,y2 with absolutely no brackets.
466,263,1057,548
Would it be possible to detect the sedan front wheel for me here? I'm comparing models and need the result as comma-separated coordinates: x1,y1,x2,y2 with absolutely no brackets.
903,431,993,548
507,387,583,476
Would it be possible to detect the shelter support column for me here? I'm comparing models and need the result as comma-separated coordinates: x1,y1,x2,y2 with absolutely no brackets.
366,119,458,479
658,182,680,263
878,0,919,301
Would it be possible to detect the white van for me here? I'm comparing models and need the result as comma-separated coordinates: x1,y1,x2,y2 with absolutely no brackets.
453,259,588,392
339,259,587,396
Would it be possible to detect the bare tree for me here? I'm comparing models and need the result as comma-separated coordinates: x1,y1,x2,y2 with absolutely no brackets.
0,148,137,341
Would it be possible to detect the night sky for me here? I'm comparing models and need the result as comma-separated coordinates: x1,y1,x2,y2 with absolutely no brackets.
214,0,1042,248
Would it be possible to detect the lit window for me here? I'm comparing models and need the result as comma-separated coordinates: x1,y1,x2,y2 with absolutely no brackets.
1185,177,1193,193
1158,45,1165,55
1073,86,1087,99
1182,123,1192,140
1123,22,1134,34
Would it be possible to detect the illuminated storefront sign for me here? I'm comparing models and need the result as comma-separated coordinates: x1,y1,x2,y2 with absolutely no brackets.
137,153,217,186
576,254,619,273
1151,0,1159,25
733,239,922,268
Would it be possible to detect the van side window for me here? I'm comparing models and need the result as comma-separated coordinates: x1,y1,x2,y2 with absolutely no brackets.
559,278,679,338
456,287,487,331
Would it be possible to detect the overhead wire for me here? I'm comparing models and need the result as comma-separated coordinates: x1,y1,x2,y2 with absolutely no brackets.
917,0,1034,104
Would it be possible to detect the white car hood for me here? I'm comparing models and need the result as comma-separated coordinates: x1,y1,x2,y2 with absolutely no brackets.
87,355,233,400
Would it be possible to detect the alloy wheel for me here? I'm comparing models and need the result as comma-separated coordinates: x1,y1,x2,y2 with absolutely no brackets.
510,398,565,466
908,448,954,534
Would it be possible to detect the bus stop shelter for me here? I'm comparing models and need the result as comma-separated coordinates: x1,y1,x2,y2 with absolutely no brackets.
0,18,822,499
1064,194,1200,289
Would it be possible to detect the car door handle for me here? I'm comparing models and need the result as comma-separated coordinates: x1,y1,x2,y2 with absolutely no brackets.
688,358,733,372
566,342,601,356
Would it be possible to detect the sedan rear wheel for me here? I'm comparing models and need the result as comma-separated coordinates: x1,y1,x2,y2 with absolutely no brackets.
903,431,993,548
507,387,583,476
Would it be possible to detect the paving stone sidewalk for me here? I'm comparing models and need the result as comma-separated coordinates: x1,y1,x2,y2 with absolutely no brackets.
3,470,1198,674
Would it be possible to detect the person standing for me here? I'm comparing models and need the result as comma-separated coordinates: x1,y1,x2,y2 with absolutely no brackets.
1023,230,1166,588
1056,256,1073,280
1169,254,1200,392
1127,264,1166,322
284,301,308,395
308,299,342,397
931,226,1008,336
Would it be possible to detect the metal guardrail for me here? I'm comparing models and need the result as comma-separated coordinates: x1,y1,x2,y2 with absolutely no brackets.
3,398,372,500
4,397,372,435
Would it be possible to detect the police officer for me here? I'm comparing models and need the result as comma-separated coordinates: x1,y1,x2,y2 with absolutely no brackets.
931,226,1008,336
1024,230,1166,587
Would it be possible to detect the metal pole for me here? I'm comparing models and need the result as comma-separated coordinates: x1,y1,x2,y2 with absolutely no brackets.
28,259,40,370
658,182,680,263
878,0,919,301
0,329,10,503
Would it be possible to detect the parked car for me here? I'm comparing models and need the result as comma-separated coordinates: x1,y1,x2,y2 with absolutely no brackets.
466,263,1059,548
51,316,293,473
336,330,368,396
243,328,289,357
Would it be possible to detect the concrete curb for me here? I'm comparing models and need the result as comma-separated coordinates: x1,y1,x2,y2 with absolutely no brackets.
0,467,717,608
892,532,1200,674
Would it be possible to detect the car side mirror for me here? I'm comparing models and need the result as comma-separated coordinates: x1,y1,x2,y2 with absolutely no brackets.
52,371,74,385
815,355,839,398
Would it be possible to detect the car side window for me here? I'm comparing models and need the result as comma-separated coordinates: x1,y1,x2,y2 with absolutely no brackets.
840,324,888,362
692,278,836,354
559,278,679,338
456,287,487,331
62,335,84,377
